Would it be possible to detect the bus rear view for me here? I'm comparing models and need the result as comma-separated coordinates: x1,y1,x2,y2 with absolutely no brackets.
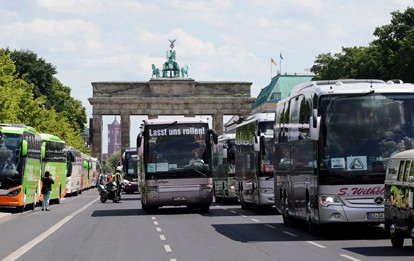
137,117,217,213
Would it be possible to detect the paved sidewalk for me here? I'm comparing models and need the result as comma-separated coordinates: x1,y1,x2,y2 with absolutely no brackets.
0,212,12,220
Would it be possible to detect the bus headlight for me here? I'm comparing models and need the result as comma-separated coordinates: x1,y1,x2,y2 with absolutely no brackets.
320,195,343,207
200,184,213,192
8,188,21,197
259,187,274,193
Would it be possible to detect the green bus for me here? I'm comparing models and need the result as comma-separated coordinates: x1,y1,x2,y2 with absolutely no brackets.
40,133,67,204
0,124,42,212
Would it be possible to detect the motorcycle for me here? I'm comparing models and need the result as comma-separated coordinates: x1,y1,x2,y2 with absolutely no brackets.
98,176,122,203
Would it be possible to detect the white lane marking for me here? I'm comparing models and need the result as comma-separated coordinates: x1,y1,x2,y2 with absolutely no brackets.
229,211,237,214
170,259,177,261
251,218,260,222
156,227,162,232
2,196,99,261
154,221,159,225
164,245,172,252
340,254,361,261
283,231,297,237
307,241,326,248
160,235,166,241
152,217,156,220
265,224,276,229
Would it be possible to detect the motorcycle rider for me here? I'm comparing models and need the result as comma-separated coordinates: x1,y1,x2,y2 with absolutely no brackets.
112,166,123,200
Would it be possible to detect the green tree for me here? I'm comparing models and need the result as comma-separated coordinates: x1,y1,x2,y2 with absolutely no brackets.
371,7,414,82
0,50,88,153
311,7,414,82
103,151,122,173
4,49,87,132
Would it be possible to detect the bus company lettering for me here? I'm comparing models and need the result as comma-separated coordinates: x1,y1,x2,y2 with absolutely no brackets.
153,180,169,185
338,186,385,196
150,127,205,137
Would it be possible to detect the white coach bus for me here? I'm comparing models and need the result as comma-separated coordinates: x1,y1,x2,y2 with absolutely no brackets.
137,117,218,213
212,133,238,204
274,79,414,233
235,113,275,212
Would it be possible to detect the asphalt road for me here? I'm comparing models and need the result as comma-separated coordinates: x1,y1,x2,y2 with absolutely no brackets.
0,190,413,261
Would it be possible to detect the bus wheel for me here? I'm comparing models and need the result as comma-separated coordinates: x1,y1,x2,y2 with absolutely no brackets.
29,192,36,210
282,196,293,226
240,195,247,210
146,206,158,214
199,205,210,213
307,201,319,234
390,228,404,248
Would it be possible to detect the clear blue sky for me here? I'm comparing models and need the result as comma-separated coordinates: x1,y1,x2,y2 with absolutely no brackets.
1,0,411,152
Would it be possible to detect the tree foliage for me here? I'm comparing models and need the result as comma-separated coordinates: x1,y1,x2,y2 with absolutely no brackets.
311,7,414,82
4,49,87,133
0,50,88,153
103,151,122,174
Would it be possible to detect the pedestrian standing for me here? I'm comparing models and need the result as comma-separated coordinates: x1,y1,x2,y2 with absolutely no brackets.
41,171,54,211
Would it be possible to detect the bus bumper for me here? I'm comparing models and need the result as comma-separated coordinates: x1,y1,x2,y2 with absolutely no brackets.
318,205,384,224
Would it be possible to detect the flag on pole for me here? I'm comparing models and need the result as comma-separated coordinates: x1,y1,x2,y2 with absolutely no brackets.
271,58,277,65
280,52,283,60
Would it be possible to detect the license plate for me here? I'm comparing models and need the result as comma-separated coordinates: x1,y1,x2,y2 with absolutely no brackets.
172,196,187,201
367,212,384,220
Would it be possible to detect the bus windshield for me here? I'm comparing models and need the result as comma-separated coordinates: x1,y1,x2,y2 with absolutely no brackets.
320,93,414,185
124,152,138,178
144,123,210,178
0,133,21,181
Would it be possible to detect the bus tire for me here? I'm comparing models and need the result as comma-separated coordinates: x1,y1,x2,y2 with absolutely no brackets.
307,201,319,235
390,230,404,248
29,191,37,210
200,205,210,213
282,195,294,227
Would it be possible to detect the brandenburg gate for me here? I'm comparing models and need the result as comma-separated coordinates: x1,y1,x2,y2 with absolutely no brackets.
88,40,255,159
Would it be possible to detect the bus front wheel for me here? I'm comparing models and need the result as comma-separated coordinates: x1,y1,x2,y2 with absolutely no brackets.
282,195,293,226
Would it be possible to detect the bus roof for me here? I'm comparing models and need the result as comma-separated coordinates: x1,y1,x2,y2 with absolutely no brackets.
237,113,275,128
288,79,414,97
40,133,65,143
389,149,414,159
218,133,236,142
0,124,38,134
143,117,208,126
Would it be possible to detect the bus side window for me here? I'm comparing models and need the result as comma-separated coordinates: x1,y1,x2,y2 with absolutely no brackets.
410,161,414,180
403,160,411,182
397,161,405,181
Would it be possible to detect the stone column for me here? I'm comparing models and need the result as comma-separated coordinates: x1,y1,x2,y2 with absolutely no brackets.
212,114,223,135
91,114,102,159
120,113,130,153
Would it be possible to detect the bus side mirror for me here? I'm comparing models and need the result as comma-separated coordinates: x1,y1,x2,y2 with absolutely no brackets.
253,134,260,152
83,161,88,168
41,142,46,159
137,133,143,156
208,129,218,144
309,110,320,141
21,140,28,157
136,133,142,148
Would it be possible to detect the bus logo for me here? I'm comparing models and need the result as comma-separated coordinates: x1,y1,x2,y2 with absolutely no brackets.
374,197,384,205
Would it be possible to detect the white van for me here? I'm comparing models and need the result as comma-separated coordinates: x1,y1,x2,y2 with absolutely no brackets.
384,149,414,248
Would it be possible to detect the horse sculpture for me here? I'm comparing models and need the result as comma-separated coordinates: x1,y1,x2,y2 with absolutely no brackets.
181,64,189,78
152,64,160,78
